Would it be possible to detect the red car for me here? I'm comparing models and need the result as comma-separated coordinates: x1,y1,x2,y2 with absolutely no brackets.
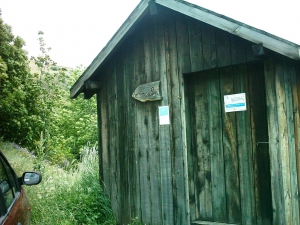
0,151,42,225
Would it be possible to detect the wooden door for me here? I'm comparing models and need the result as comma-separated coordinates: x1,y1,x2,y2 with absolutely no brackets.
185,62,272,225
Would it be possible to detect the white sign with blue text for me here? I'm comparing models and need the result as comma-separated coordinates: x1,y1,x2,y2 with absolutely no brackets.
159,106,170,125
224,93,246,113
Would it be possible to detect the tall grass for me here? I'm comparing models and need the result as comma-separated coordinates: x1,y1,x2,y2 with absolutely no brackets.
0,141,116,225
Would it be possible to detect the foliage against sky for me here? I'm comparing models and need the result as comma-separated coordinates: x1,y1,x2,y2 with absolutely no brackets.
0,15,98,163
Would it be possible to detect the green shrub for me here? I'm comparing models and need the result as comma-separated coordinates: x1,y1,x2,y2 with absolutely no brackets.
1,141,115,225
0,20,98,164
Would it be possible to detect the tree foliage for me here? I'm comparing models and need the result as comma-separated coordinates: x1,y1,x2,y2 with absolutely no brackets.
0,16,43,148
0,15,98,164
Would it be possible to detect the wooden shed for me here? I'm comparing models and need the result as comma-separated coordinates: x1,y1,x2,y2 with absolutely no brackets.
70,1,300,224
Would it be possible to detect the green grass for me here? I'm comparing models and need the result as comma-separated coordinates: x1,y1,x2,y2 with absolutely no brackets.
0,141,116,225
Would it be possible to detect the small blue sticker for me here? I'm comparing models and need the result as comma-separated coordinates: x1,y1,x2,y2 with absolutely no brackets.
159,106,169,116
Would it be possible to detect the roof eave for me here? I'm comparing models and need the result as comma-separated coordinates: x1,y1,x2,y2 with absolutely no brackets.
71,0,300,99
70,0,149,99
157,0,300,60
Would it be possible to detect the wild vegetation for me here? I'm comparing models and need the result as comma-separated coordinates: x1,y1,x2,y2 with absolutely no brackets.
1,141,116,225
0,10,119,225
0,15,97,164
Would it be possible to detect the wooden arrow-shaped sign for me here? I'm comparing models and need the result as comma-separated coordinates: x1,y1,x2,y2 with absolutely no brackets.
132,81,162,102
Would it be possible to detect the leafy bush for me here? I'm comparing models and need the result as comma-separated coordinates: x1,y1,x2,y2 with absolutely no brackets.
0,18,45,150
0,17,98,163
32,64,98,164
1,141,116,225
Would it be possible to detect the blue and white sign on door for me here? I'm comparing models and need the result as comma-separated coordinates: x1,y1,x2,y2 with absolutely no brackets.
224,93,246,113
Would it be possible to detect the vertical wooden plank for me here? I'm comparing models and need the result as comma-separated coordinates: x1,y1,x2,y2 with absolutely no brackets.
145,17,162,225
116,53,126,223
99,74,111,197
105,65,113,207
174,13,190,225
234,64,256,225
123,39,136,221
152,14,172,224
215,29,231,67
293,63,300,221
179,25,192,225
283,59,300,224
138,20,152,225
220,67,241,223
106,60,120,221
247,63,272,225
208,69,226,222
275,58,293,225
159,10,176,225
201,23,217,70
195,73,213,221
116,44,133,223
185,75,197,222
264,58,285,224
97,92,103,179
188,18,203,72
133,32,145,222
230,35,247,65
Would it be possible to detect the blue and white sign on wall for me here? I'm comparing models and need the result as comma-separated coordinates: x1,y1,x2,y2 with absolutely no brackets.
159,106,170,125
224,93,246,113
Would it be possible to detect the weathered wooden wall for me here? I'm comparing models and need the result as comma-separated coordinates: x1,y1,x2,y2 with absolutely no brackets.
95,5,300,225
264,55,300,225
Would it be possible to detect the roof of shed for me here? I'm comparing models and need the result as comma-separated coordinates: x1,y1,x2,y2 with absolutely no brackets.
70,0,300,99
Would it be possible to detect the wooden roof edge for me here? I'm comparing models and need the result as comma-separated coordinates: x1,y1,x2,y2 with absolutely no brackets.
158,0,300,59
71,0,300,99
70,0,149,99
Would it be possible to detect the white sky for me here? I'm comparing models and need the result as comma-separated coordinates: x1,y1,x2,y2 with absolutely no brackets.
1,0,299,68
